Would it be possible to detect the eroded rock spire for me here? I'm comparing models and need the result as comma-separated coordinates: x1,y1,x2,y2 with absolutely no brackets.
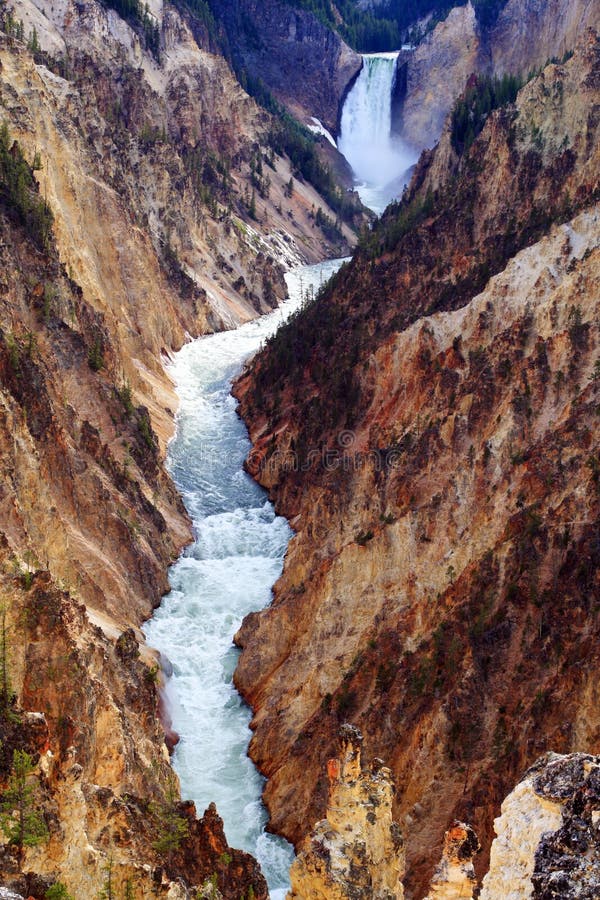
287,724,404,899
424,821,480,900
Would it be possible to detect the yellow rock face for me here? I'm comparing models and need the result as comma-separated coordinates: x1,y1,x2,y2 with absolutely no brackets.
288,725,405,900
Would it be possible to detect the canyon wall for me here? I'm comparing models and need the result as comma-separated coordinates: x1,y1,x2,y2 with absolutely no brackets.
208,0,362,136
234,32,600,899
397,2,485,148
0,0,355,893
398,0,600,148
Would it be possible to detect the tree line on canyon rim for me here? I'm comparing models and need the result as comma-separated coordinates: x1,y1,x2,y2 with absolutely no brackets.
274,0,513,50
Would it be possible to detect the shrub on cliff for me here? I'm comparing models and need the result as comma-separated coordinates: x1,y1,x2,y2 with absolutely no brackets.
150,784,190,863
0,121,54,251
45,884,74,900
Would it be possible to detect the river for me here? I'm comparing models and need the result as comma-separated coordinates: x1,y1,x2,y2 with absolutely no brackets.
143,258,345,897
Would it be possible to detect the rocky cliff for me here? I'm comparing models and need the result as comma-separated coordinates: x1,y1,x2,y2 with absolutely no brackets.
0,0,356,894
208,0,362,136
234,32,600,898
397,3,486,148
423,822,479,900
481,752,600,899
398,0,600,149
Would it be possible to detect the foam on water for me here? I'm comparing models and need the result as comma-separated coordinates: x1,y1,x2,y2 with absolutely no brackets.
143,258,345,895
338,52,418,214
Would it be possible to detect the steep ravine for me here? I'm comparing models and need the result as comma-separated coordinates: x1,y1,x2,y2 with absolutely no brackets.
233,33,600,898
143,259,345,898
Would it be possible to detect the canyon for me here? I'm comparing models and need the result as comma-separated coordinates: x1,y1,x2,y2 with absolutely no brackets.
234,26,600,900
0,0,598,897
0,0,359,894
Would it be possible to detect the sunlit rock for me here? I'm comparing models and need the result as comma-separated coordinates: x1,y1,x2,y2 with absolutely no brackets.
287,724,404,899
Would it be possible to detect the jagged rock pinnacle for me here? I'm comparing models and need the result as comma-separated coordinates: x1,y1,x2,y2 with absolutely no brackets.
287,724,404,899
424,821,480,899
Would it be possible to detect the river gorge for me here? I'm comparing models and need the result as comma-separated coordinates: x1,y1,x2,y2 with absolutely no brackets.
141,47,411,895
143,260,345,897
0,1,598,897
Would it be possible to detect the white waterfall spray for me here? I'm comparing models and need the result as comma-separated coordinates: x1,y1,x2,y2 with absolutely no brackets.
338,52,416,214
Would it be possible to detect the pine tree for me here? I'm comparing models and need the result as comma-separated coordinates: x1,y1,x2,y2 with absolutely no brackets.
98,854,115,900
0,607,12,713
27,27,39,53
150,783,189,865
0,749,49,862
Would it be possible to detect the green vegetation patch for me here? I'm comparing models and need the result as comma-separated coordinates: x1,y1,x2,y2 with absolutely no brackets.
0,122,54,251
451,72,523,155
280,1,511,52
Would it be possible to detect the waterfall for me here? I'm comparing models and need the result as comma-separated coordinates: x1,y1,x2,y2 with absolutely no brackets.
338,52,416,214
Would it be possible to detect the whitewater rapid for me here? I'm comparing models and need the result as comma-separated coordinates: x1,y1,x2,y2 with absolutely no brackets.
143,259,345,897
338,52,417,214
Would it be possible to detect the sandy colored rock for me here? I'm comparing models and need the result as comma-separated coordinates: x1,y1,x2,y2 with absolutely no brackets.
397,0,600,150
234,34,600,899
424,822,479,900
287,725,404,900
399,3,484,148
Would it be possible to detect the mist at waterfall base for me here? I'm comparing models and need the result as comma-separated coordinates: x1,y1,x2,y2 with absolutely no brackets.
338,52,417,215
143,259,345,899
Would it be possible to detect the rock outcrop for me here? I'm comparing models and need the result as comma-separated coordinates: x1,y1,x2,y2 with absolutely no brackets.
490,0,600,77
289,747,600,899
424,823,479,900
480,753,600,899
234,33,600,899
397,3,485,148
287,725,404,900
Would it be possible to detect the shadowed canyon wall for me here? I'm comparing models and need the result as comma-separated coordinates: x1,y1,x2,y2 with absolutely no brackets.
207,0,362,136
